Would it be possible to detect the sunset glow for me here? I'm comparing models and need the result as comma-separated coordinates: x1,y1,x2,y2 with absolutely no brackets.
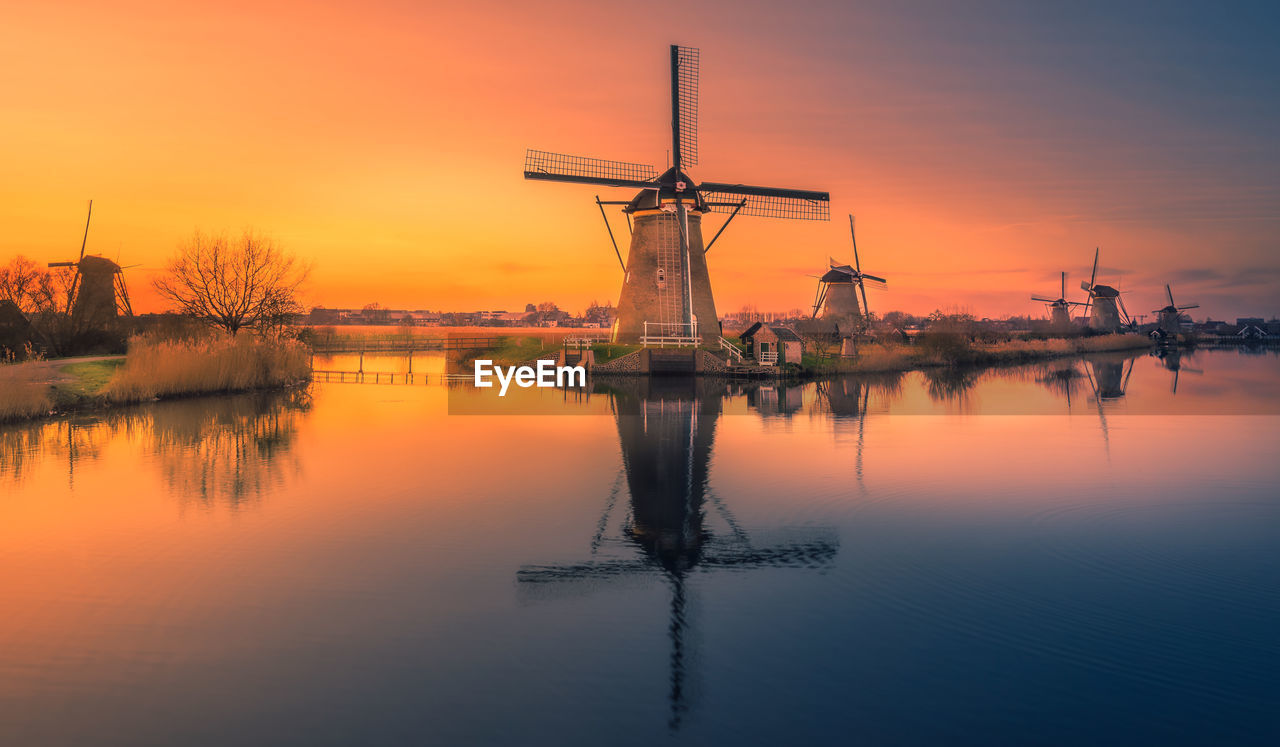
3,1,1277,318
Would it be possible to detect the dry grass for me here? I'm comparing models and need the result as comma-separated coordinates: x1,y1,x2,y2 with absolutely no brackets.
103,334,311,403
0,363,53,422
808,333,1149,374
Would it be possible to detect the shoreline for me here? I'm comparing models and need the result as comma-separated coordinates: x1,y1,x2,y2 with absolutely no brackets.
0,335,1167,426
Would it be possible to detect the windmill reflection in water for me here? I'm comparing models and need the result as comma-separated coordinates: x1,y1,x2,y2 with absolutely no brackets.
516,379,838,730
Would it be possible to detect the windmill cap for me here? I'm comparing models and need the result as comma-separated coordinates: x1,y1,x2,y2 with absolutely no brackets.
820,267,858,283
624,167,705,213
77,255,123,273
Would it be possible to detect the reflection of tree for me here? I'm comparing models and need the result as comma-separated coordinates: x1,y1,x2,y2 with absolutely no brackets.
923,366,982,402
0,416,115,489
2,389,310,505
150,389,310,509
1035,363,1085,406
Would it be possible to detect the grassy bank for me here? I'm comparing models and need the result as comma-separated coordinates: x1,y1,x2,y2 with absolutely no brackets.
802,333,1151,375
1,335,310,423
104,334,310,403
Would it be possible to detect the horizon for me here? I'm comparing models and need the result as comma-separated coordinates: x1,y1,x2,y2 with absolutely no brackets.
3,1,1277,320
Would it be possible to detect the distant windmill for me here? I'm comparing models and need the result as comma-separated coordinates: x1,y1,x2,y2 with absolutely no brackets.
47,200,133,330
1153,284,1199,338
1031,271,1085,328
523,45,830,343
1079,248,1132,333
811,215,886,332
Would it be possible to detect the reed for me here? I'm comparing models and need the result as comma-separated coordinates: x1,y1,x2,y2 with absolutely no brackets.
0,363,53,422
103,334,311,403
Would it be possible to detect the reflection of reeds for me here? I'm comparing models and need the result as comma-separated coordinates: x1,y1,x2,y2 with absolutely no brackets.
0,389,309,506
150,389,310,508
0,364,52,422
924,367,983,402
104,334,310,403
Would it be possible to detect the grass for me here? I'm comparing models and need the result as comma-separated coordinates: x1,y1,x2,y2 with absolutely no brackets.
53,359,125,406
450,336,551,369
590,342,642,364
102,334,311,403
803,333,1151,375
0,363,53,423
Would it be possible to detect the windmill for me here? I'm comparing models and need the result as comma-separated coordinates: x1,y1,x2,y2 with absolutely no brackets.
517,381,837,730
47,201,134,331
523,45,830,344
811,215,886,333
1031,271,1085,328
1078,248,1132,333
1153,284,1199,338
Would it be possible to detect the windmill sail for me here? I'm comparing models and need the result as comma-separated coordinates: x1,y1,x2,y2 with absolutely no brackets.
522,45,830,342
523,149,657,188
699,182,830,220
672,45,699,168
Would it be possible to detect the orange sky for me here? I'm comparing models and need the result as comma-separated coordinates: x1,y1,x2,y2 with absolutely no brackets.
2,0,1277,319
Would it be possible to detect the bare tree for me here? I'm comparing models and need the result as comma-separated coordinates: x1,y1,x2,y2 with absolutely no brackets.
154,231,309,335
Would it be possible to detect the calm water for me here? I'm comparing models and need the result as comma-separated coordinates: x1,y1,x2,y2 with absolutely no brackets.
2,348,1278,745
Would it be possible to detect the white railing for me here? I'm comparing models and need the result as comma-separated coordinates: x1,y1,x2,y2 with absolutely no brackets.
758,350,779,365
718,336,746,363
641,321,700,348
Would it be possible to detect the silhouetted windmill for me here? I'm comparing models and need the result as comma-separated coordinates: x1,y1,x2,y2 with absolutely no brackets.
524,45,830,343
1031,271,1085,328
1079,248,1132,332
811,215,886,331
47,200,133,330
1153,284,1199,338
517,383,837,730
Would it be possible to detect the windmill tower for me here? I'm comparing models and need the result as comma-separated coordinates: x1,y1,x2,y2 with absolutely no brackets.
1153,284,1199,338
811,215,886,333
517,380,837,729
1079,248,1132,333
1031,271,1085,329
47,201,133,332
524,46,830,344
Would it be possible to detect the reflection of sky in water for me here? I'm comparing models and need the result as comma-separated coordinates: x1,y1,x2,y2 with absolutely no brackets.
0,349,1277,745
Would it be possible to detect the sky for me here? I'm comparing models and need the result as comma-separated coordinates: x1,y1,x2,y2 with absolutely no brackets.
2,0,1277,320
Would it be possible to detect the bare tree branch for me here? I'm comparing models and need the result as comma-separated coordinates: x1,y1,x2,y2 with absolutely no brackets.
153,231,309,335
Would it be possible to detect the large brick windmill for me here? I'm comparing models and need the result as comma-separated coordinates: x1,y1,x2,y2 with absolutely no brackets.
524,45,830,343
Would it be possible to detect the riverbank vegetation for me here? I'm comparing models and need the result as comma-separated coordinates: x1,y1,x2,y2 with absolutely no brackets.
0,362,54,422
803,333,1150,375
103,334,310,403
0,333,310,424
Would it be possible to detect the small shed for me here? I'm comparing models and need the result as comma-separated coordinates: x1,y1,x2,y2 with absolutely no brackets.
740,323,803,365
